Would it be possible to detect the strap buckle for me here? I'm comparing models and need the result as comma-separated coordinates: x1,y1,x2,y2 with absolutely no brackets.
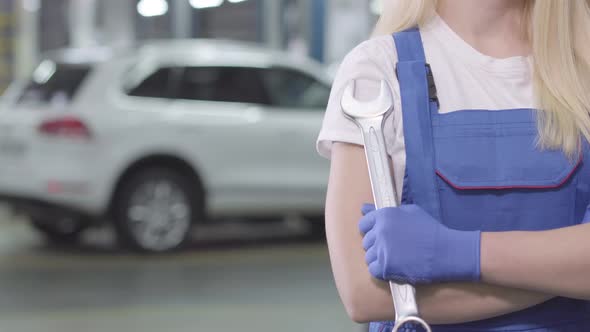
425,64,439,108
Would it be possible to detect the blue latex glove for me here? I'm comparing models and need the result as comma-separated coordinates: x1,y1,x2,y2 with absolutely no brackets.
360,204,481,284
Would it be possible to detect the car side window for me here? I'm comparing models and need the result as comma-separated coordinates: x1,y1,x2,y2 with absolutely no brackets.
261,67,330,110
176,66,271,105
127,68,176,98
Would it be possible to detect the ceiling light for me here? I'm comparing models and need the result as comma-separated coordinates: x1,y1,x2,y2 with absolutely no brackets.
137,0,169,17
189,0,224,9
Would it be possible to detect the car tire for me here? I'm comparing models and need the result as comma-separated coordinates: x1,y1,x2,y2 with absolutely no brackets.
113,167,202,253
30,216,89,244
306,215,326,239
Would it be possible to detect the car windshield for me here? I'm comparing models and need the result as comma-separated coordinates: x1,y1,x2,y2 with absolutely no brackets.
17,60,92,108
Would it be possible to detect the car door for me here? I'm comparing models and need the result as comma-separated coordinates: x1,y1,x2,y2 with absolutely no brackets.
257,66,331,209
169,65,307,213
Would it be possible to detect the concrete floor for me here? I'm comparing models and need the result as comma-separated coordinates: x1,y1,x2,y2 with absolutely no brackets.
0,213,362,332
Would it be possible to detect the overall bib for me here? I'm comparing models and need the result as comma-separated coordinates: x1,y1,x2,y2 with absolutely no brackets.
369,29,590,332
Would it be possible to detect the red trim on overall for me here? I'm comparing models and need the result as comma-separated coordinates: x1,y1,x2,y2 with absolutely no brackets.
436,151,583,191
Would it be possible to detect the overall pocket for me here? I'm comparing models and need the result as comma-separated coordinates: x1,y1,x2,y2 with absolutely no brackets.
432,119,581,232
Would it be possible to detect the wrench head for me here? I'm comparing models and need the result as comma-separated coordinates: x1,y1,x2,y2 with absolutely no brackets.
392,316,432,332
341,79,393,119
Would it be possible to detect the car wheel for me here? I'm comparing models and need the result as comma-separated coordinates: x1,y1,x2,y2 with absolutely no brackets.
113,167,202,253
30,216,89,244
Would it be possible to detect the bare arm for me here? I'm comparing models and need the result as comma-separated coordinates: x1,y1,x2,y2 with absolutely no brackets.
327,142,552,324
481,225,590,300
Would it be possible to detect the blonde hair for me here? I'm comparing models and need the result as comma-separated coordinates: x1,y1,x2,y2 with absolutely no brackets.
374,0,590,155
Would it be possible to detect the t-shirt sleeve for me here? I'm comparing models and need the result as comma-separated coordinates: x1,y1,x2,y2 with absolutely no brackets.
316,37,400,159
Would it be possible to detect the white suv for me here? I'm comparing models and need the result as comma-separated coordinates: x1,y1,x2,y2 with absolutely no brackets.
0,40,331,252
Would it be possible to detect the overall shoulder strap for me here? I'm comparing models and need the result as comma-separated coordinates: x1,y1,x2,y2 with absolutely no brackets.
393,28,426,62
393,29,442,221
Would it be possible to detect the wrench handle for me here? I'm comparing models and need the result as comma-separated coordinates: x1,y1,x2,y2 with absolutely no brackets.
358,116,398,209
356,117,429,331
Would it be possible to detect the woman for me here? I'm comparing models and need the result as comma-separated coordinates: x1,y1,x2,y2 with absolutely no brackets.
317,0,590,331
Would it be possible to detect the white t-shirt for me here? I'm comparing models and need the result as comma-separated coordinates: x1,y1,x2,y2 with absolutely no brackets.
316,15,535,199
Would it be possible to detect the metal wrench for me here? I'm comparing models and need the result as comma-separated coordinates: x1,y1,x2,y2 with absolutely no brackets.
341,80,431,332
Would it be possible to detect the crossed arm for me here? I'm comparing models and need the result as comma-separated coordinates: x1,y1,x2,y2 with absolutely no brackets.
327,143,590,325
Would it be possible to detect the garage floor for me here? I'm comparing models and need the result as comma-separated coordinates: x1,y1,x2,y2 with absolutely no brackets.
0,211,361,332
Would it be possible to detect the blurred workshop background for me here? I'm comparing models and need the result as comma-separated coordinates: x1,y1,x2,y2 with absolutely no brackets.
0,0,380,331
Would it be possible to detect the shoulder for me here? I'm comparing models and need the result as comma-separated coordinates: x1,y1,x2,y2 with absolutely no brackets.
335,35,398,81
330,35,400,104
317,36,403,159
348,35,398,61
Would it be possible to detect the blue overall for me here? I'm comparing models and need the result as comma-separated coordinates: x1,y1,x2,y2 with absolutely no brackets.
369,29,590,332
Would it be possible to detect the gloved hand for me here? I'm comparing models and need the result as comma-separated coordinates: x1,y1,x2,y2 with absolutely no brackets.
360,204,481,284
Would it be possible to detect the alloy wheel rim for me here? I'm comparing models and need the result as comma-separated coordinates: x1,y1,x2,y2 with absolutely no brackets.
127,179,191,251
